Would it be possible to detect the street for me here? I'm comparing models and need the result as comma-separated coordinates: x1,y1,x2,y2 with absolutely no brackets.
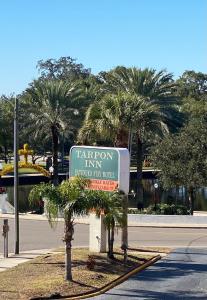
88,247,207,299
1,218,207,254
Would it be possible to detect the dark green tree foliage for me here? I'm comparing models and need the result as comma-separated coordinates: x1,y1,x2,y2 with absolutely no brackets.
151,118,207,214
33,57,100,148
24,80,84,185
0,96,14,162
176,71,207,100
80,67,183,205
37,56,91,81
177,71,207,117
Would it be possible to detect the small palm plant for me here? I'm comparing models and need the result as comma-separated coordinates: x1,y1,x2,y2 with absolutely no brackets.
29,177,92,281
103,192,126,259
85,190,126,259
29,179,127,279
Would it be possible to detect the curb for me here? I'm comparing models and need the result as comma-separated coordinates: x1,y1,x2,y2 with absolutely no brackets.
128,225,207,229
1,215,207,229
63,255,161,300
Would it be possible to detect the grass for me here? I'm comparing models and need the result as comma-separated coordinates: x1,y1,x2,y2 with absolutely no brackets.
0,247,165,300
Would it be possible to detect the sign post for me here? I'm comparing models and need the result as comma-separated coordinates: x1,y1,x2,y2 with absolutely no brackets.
14,97,19,255
70,146,130,252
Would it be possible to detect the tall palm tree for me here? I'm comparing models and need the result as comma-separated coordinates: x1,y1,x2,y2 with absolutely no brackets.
79,67,182,203
78,92,131,147
24,80,83,185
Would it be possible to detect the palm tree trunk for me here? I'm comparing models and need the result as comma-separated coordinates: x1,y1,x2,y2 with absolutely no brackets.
64,219,73,281
114,128,129,257
121,193,128,262
136,134,143,208
114,128,129,148
4,145,8,163
51,124,59,186
188,186,194,215
107,225,111,258
109,219,115,259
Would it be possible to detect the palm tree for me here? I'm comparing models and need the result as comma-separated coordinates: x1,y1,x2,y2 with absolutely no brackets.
78,92,131,147
24,80,83,185
29,177,92,281
104,191,126,260
29,177,126,280
85,190,126,259
79,67,182,204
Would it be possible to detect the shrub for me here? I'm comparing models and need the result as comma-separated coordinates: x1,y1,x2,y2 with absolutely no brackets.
128,204,189,215
86,255,96,270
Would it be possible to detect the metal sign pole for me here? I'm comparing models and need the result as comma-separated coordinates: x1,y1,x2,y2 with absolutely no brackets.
14,97,19,254
3,219,9,258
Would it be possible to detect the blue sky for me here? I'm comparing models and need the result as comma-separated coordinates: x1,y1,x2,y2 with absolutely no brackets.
0,0,206,95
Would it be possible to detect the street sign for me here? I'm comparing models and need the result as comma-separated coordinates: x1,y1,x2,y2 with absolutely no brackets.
69,146,129,193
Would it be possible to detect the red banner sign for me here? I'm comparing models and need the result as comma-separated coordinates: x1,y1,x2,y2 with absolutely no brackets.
88,179,118,191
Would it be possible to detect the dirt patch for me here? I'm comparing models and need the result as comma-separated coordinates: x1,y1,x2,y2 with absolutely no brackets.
0,247,168,300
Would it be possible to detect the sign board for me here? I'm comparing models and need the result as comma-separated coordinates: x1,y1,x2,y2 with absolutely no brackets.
69,146,130,193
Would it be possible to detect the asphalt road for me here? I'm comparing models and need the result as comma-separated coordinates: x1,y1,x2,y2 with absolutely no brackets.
128,226,207,248
88,247,207,299
1,218,207,253
0,219,88,253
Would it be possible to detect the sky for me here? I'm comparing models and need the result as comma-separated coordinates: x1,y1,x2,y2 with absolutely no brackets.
0,0,206,95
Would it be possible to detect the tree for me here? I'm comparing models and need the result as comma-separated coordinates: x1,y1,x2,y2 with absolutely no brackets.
151,118,207,215
177,71,207,117
29,177,126,280
79,67,182,205
78,92,130,147
0,96,14,162
85,190,126,259
29,177,92,280
37,56,91,81
24,80,84,185
176,70,207,101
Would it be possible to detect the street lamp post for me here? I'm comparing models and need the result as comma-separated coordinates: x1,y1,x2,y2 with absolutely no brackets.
154,182,159,211
14,97,19,254
61,132,65,172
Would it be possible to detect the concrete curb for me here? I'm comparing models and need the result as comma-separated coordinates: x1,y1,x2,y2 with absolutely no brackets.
128,224,207,228
2,214,207,228
62,255,161,300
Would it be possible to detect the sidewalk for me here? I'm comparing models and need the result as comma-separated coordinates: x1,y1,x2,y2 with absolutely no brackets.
0,249,53,272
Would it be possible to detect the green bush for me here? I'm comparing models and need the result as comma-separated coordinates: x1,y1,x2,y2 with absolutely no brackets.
128,204,189,215
128,208,139,214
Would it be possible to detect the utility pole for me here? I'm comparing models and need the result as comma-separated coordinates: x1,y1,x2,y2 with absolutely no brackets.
14,97,19,254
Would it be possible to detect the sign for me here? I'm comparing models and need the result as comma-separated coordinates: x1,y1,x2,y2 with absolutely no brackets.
69,146,129,193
